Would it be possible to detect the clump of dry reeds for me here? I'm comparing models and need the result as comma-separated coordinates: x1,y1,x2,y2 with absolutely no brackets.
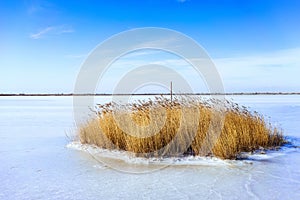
79,96,284,159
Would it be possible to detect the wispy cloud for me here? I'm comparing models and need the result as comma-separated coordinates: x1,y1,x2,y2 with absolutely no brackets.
102,47,300,92
214,48,300,67
30,25,74,39
213,48,300,91
30,27,54,39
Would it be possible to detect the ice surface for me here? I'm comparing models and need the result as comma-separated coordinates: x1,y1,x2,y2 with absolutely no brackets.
0,96,300,199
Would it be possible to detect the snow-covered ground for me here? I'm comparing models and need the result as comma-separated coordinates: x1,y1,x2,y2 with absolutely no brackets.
0,96,299,199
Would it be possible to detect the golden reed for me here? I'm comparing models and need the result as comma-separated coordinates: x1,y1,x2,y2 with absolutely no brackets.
79,96,284,159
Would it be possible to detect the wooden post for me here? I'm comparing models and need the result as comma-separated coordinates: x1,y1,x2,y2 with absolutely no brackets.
170,81,173,103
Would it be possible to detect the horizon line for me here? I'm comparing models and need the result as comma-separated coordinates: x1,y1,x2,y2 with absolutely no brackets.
0,92,300,96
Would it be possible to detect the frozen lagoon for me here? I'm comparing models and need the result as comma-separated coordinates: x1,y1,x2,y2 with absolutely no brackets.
0,95,299,199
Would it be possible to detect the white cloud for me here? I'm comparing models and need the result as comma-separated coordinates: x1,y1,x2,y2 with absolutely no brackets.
106,47,300,92
30,27,54,39
73,45,300,93
214,48,300,92
30,25,74,39
215,48,300,67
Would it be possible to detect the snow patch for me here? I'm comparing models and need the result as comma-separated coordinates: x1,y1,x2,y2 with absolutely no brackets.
67,142,242,167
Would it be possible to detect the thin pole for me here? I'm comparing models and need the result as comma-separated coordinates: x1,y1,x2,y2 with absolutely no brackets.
170,81,173,103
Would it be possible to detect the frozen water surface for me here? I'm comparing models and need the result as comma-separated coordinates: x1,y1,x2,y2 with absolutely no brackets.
0,96,299,199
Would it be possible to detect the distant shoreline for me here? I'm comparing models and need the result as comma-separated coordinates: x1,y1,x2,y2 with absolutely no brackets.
0,92,300,96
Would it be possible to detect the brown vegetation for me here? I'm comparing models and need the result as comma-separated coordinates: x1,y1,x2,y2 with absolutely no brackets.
79,96,284,159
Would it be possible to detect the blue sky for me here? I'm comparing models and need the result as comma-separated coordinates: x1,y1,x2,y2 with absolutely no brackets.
1,0,300,93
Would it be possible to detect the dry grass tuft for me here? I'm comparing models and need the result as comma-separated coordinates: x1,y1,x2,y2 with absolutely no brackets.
78,96,284,159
